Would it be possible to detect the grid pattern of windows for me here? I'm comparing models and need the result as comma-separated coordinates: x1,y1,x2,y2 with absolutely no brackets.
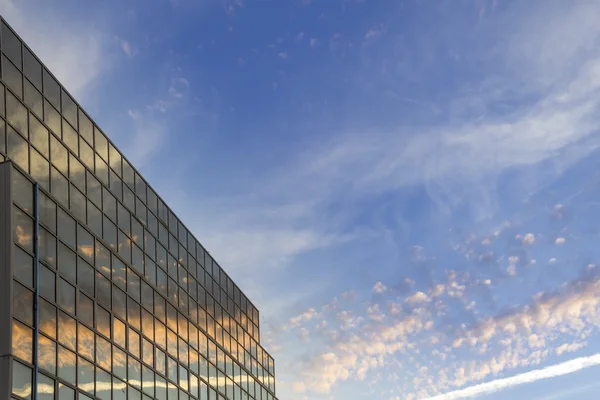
1,15,276,400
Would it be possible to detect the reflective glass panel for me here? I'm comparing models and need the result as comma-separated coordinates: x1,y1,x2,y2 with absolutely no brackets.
12,360,32,400
78,293,94,327
14,205,34,251
39,299,57,339
57,207,76,247
39,334,57,374
96,335,112,371
97,306,111,338
12,319,33,363
30,147,49,190
50,134,68,175
58,310,77,351
78,323,95,361
58,346,77,384
13,281,33,324
51,167,69,206
59,242,77,283
14,244,33,287
58,278,75,314
77,224,94,264
12,167,33,212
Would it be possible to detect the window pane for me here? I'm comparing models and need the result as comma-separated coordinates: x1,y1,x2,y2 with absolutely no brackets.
61,91,77,128
112,287,126,321
39,191,56,232
97,306,111,338
113,255,126,289
12,360,32,400
13,281,33,324
14,244,33,287
7,90,27,133
39,299,57,339
95,153,109,186
95,127,108,162
103,215,117,251
58,346,77,384
3,54,23,98
30,114,49,157
123,185,135,211
78,258,95,296
129,327,140,358
57,207,76,247
78,323,95,361
78,292,94,327
96,335,112,371
58,383,75,400
23,47,42,90
50,134,68,175
39,334,57,374
80,139,94,170
59,242,77,283
128,297,141,330
69,154,85,190
128,358,142,390
58,278,75,314
62,120,78,155
113,317,126,348
88,201,102,237
24,79,43,117
77,225,94,264
12,319,33,363
2,21,22,67
39,227,56,267
78,357,95,396
58,311,77,351
44,100,61,135
7,125,29,172
79,109,93,145
96,272,111,308
112,346,126,381
87,171,101,206
96,367,112,399
51,167,69,206
103,187,117,221
37,374,55,400
30,148,50,190
69,184,86,222
39,264,55,301
109,143,121,175
109,168,122,200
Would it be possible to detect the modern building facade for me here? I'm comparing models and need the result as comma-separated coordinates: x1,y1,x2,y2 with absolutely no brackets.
0,17,277,400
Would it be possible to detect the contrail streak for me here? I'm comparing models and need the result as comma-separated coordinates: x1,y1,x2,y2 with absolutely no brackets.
424,352,600,400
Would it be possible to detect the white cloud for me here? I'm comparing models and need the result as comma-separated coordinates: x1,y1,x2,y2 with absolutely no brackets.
424,352,600,400
310,38,319,48
522,233,536,246
365,28,382,39
405,292,431,304
373,282,388,294
555,237,566,245
289,308,319,328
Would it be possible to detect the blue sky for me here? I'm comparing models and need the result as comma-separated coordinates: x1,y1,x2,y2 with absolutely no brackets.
5,0,600,398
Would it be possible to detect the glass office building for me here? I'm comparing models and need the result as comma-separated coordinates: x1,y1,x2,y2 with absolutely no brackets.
0,17,277,400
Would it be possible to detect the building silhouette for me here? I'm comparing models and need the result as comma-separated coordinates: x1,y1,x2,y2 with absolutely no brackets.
0,16,277,400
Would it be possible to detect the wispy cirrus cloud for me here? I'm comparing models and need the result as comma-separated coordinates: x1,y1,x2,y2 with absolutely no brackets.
424,352,600,400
